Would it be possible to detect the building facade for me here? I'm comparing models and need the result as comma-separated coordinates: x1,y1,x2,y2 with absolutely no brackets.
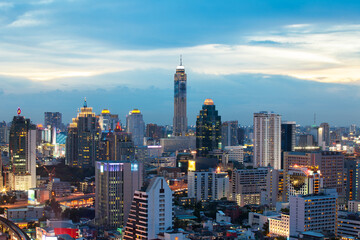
253,111,281,169
196,99,221,157
124,177,173,240
126,109,145,147
173,59,188,137
221,121,238,148
95,161,143,229
44,112,62,130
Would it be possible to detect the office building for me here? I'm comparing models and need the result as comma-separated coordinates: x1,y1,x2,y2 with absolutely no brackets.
320,122,330,147
126,109,145,146
298,134,315,147
337,211,360,238
124,177,173,240
221,121,238,147
269,214,290,237
344,158,360,202
44,112,62,130
284,151,344,198
173,58,188,137
9,114,36,190
188,170,230,201
253,111,281,169
98,109,119,131
66,99,101,168
98,123,135,161
95,161,143,229
287,166,323,197
224,146,244,163
232,168,268,206
146,123,164,141
289,193,337,237
0,121,9,144
160,136,196,153
196,99,221,157
261,168,284,208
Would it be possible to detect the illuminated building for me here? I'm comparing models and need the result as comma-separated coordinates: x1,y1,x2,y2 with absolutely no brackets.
173,57,188,137
126,109,145,146
261,168,284,207
253,111,281,169
344,158,359,202
124,177,173,240
283,151,344,200
196,99,221,157
98,123,135,161
231,168,268,206
221,121,238,147
337,211,360,238
289,193,337,237
224,146,244,163
287,166,323,197
188,170,230,201
9,113,36,190
98,109,119,131
95,161,143,229
269,214,290,237
66,99,101,168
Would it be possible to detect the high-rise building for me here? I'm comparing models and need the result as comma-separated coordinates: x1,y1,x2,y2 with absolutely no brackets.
281,121,296,169
289,193,337,237
319,122,330,147
98,123,135,161
221,121,238,147
9,113,36,190
0,121,9,144
98,109,119,131
126,109,145,146
283,151,344,200
224,146,244,163
253,111,281,169
188,170,230,201
173,58,187,137
124,177,173,240
287,166,323,197
344,158,360,201
66,99,101,168
298,134,315,147
261,168,284,207
44,112,62,130
95,161,143,229
196,99,221,157
231,168,268,206
146,123,164,141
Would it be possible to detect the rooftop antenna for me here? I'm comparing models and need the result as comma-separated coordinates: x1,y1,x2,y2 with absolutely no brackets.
180,55,182,66
84,97,87,108
314,113,316,126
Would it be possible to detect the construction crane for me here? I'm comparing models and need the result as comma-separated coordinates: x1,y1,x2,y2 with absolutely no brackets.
43,166,55,182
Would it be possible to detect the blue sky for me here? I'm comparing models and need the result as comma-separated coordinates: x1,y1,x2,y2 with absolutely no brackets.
1,0,360,126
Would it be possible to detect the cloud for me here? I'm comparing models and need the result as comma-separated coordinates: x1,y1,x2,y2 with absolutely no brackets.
7,11,47,28
1,23,360,90
0,2,13,10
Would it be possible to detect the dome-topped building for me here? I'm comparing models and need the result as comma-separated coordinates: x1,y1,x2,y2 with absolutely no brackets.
204,98,214,106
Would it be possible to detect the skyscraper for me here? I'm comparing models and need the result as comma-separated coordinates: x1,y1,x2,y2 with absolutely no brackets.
126,109,145,146
221,121,238,147
196,99,221,157
173,57,187,136
319,122,330,147
9,112,36,190
98,109,119,131
44,112,62,129
281,121,296,168
95,161,143,229
124,177,173,240
98,123,135,161
66,99,101,168
253,111,281,169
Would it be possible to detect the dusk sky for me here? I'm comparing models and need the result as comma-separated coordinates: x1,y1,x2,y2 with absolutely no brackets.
1,0,360,126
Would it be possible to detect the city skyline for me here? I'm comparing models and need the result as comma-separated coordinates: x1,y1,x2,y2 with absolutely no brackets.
2,1,360,125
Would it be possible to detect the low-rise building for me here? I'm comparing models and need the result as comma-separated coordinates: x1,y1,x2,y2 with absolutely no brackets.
269,214,290,237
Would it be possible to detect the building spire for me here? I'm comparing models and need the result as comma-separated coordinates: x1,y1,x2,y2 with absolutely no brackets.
84,97,87,108
180,55,182,66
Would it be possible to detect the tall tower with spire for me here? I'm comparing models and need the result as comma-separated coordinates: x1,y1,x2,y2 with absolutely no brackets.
173,56,188,136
